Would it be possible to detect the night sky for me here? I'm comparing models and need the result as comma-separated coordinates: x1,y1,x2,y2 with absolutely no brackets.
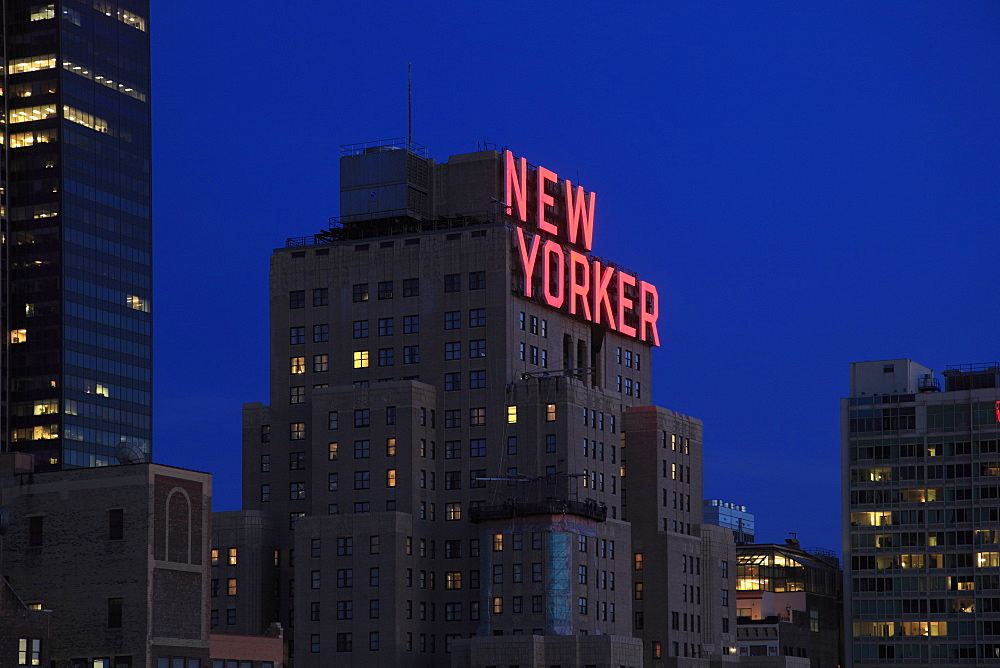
151,1,999,554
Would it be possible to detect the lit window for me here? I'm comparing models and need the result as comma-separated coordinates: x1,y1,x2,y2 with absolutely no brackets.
386,469,397,487
227,578,237,596
492,597,503,614
290,357,305,374
446,502,462,521
328,442,338,460
228,548,237,565
352,284,369,302
546,404,556,421
211,548,219,566
493,533,503,551
386,438,396,456
507,406,517,423
10,328,28,343
290,423,305,440
470,407,486,426
634,553,643,570
353,350,369,368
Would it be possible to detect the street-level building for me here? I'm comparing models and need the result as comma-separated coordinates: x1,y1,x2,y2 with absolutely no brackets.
735,540,841,668
1,0,153,469
240,139,735,666
843,359,1000,666
0,453,210,667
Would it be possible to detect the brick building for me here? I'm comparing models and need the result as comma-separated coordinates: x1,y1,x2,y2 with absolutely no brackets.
0,453,211,667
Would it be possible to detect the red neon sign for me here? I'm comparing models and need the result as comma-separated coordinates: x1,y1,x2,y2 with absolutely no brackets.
995,400,1000,422
505,150,660,346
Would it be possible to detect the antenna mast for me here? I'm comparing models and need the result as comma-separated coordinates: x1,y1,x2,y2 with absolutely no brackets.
407,62,412,151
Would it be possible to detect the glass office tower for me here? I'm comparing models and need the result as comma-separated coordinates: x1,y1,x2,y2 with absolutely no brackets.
843,359,1000,666
2,0,152,469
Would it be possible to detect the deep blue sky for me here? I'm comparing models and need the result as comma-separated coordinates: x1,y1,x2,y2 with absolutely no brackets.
151,1,999,553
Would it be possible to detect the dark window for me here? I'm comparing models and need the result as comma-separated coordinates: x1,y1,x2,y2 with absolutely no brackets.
469,271,485,290
352,284,369,302
337,633,352,652
353,320,369,338
469,308,486,327
403,315,419,334
386,406,396,425
444,274,461,292
445,311,460,329
355,409,370,427
378,318,394,336
108,597,123,628
403,346,420,364
313,324,329,342
108,509,124,540
470,339,486,357
470,370,486,388
313,288,328,306
28,516,43,547
378,281,393,299
289,290,305,308
403,278,419,296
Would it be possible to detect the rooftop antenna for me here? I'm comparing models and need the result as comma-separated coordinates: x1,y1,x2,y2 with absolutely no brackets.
407,62,412,151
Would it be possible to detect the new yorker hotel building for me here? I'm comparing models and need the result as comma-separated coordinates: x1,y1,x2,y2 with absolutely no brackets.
241,141,736,666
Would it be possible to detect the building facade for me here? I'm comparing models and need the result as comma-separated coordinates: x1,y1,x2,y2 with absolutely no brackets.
1,0,153,470
0,454,210,667
239,140,734,666
843,359,1000,666
735,540,841,668
704,499,755,545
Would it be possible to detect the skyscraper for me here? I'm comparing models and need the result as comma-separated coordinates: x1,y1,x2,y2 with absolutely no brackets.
1,0,152,469
237,140,736,666
843,359,1000,666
